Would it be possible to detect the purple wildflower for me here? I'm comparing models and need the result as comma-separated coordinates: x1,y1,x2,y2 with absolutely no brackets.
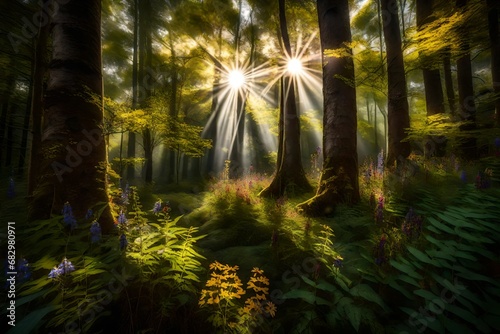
333,257,343,268
495,137,500,148
153,200,162,214
85,209,93,220
460,170,467,183
7,178,15,198
117,210,127,224
62,202,77,230
17,258,31,282
402,207,423,239
90,221,101,243
374,235,387,265
48,258,75,278
120,234,128,250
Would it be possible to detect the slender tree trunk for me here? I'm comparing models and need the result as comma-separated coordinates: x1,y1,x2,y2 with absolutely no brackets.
298,0,359,215
417,0,446,157
456,0,477,159
260,0,311,198
29,0,113,231
443,49,456,114
488,0,500,127
140,0,154,183
381,0,411,166
127,0,139,182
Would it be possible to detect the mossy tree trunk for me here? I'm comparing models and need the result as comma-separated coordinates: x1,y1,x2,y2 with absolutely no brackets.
29,0,114,232
298,0,359,215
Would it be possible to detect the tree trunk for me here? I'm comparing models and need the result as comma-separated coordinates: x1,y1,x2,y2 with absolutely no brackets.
298,0,359,215
139,0,154,183
456,0,477,159
127,0,139,182
29,0,113,231
381,0,411,166
417,0,446,157
443,49,456,114
488,0,500,127
260,0,311,198
5,105,15,168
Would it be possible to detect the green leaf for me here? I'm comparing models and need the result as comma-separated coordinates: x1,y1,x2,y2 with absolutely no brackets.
281,289,317,305
350,284,386,309
390,259,423,280
407,246,439,266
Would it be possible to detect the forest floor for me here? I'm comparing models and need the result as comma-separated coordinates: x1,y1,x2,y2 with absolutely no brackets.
1,154,500,333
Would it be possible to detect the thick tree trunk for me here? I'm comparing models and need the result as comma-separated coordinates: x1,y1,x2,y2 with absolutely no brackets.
381,0,411,166
29,0,114,231
298,0,359,215
488,0,500,127
456,0,477,159
260,0,311,197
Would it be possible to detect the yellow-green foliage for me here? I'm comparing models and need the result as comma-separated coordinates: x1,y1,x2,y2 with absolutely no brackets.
199,261,276,333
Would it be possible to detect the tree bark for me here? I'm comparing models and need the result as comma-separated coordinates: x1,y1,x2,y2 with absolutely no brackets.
488,0,500,127
260,0,311,197
298,0,359,215
29,0,114,231
127,0,139,182
381,0,411,166
417,0,446,157
443,49,456,114
456,0,477,159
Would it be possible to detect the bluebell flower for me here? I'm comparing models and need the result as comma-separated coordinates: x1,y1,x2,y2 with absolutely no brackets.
58,258,75,275
120,234,128,250
48,267,60,279
17,258,31,282
90,221,101,243
85,209,93,220
117,210,127,224
333,257,343,268
153,200,162,214
494,137,500,148
48,258,75,278
62,202,77,230
7,178,15,199
460,170,467,183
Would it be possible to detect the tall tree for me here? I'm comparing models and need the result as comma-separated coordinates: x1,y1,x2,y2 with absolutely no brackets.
488,0,500,127
139,0,155,183
127,0,139,181
455,0,477,159
29,0,113,231
298,0,359,214
381,0,411,165
260,0,310,197
416,0,446,156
